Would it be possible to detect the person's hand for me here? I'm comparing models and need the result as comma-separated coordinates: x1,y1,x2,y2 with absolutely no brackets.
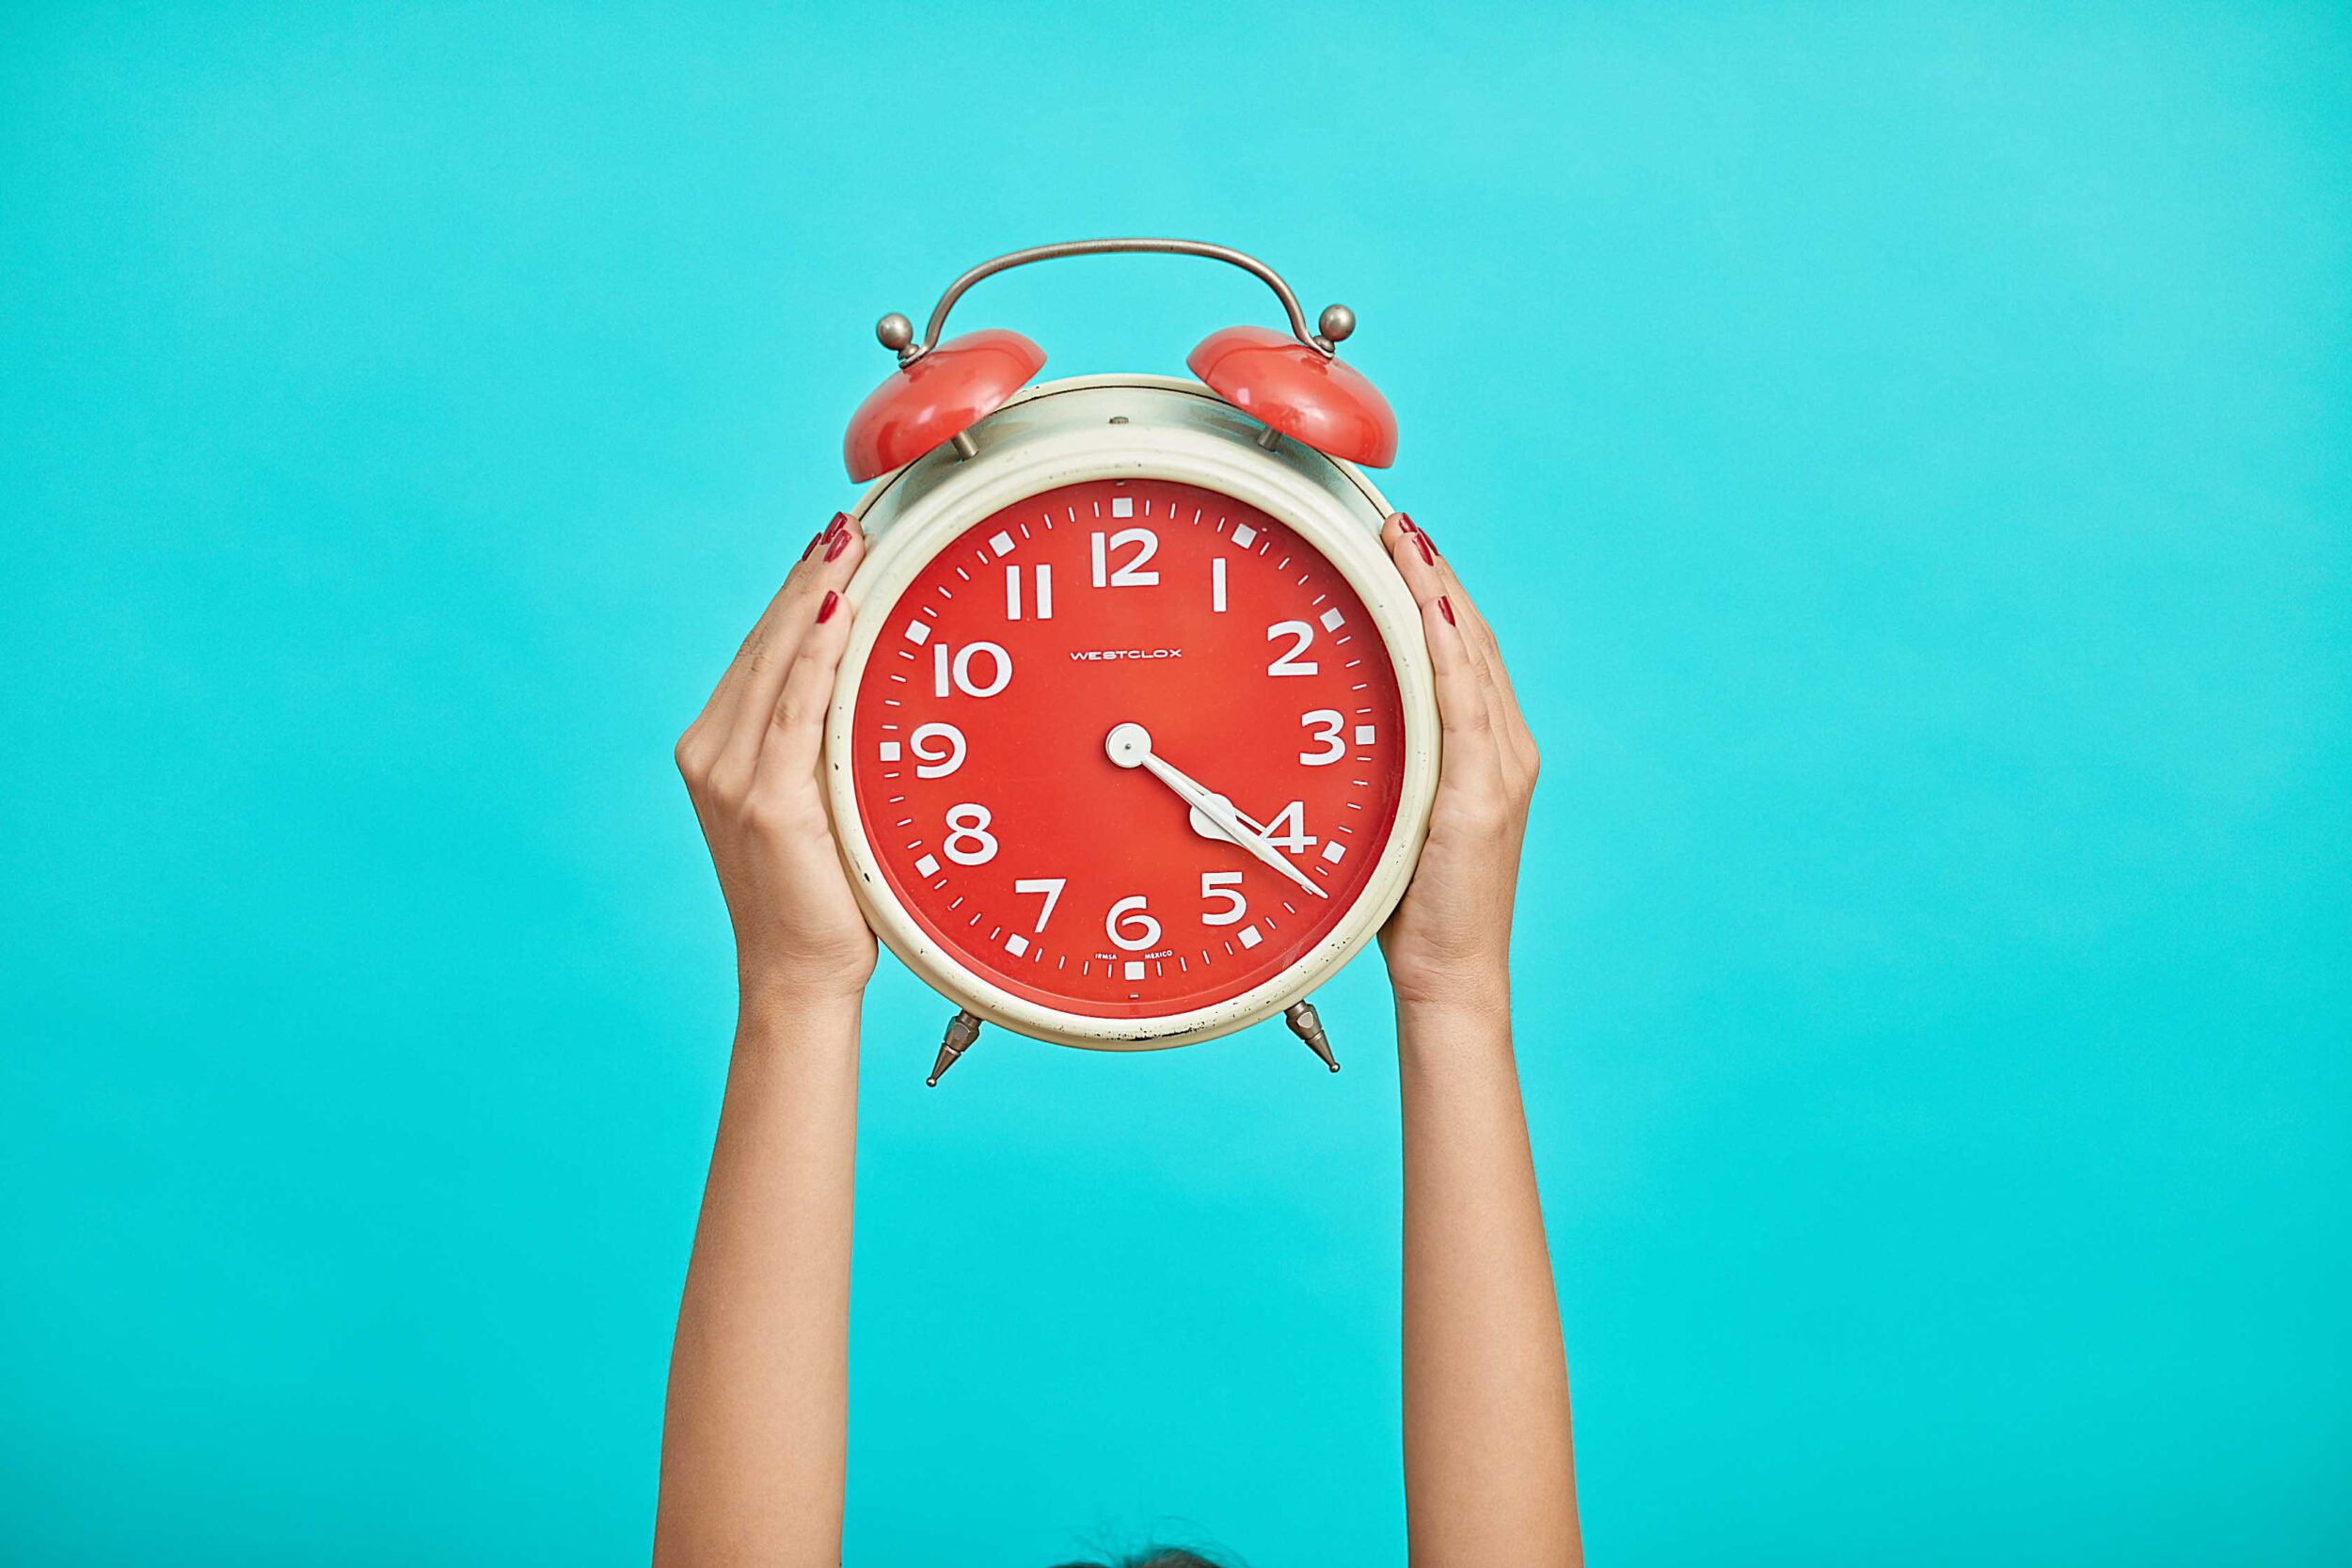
675,512,876,1013
1376,513,1541,1015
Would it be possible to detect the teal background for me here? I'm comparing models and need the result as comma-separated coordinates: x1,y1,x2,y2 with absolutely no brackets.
3,3,2346,1563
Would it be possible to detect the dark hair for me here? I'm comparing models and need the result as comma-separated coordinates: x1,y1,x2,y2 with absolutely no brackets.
1050,1552,1229,1568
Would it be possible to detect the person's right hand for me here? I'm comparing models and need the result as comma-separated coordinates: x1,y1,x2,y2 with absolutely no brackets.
1375,513,1542,1014
674,511,876,1014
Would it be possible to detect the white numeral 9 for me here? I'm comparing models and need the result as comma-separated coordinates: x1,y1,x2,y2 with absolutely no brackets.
933,641,1013,698
1106,895,1162,952
1298,709,1345,764
910,721,966,779
943,803,997,865
1200,871,1247,927
1266,620,1318,676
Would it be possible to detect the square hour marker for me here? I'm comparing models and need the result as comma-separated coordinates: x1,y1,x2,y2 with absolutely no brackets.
1005,933,1029,958
878,740,902,763
1354,724,1375,746
914,854,940,878
902,620,930,644
1124,959,1145,980
1319,608,1345,631
1237,925,1263,949
1231,523,1257,548
1111,497,1134,518
988,530,1016,557
1320,840,1346,864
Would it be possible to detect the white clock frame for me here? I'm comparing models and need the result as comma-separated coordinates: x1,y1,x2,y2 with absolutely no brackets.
824,372,1439,1050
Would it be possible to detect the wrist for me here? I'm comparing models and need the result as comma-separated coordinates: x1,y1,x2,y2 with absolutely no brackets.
735,981,865,1051
1393,971,1513,1066
1390,961,1511,1021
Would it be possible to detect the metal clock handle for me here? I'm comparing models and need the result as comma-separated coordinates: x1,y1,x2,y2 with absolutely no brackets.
874,237,1359,367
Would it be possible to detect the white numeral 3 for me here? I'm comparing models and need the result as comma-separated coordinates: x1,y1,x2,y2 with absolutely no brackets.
1298,709,1344,764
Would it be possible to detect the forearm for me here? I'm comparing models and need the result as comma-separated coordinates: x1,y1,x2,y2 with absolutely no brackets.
655,991,862,1568
1398,988,1581,1567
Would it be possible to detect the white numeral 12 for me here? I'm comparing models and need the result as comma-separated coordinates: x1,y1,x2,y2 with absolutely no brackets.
1091,529,1159,587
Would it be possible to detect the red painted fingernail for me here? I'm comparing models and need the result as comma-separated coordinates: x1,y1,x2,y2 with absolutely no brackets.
1420,529,1438,555
1438,595,1455,626
1394,513,1418,534
826,530,851,562
1414,534,1435,565
800,531,823,561
817,589,839,623
826,510,850,540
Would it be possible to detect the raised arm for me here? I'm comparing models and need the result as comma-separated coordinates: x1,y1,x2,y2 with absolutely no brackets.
658,512,873,1568
1378,515,1581,1566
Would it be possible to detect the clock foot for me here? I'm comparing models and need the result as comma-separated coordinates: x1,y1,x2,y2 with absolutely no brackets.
1255,422,1284,451
1285,1000,1339,1072
927,1008,983,1086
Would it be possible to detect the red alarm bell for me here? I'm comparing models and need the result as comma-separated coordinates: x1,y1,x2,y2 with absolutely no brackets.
1187,321,1397,467
842,328,1046,483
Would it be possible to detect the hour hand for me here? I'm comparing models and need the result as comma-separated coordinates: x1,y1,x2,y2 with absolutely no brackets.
1105,722,1326,900
1188,794,1263,847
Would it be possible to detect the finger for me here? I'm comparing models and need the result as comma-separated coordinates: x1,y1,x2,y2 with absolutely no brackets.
1384,513,1512,748
759,583,856,791
709,510,855,740
1398,515,1508,701
692,513,843,742
1431,556,1537,782
679,515,840,785
1420,585,1506,802
1397,515,1539,783
712,513,866,784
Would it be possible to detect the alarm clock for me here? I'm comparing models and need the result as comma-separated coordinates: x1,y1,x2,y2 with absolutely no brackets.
823,239,1438,1083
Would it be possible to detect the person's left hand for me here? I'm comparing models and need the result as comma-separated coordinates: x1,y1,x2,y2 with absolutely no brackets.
1375,512,1541,1017
674,512,876,1013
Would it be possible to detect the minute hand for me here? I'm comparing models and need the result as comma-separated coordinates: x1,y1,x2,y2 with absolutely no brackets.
1104,722,1327,900
1138,749,1327,901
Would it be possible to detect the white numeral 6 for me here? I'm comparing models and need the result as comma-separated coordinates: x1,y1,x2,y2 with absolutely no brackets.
1106,895,1162,952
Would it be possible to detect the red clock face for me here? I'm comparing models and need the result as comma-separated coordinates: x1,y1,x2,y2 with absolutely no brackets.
850,478,1408,1022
